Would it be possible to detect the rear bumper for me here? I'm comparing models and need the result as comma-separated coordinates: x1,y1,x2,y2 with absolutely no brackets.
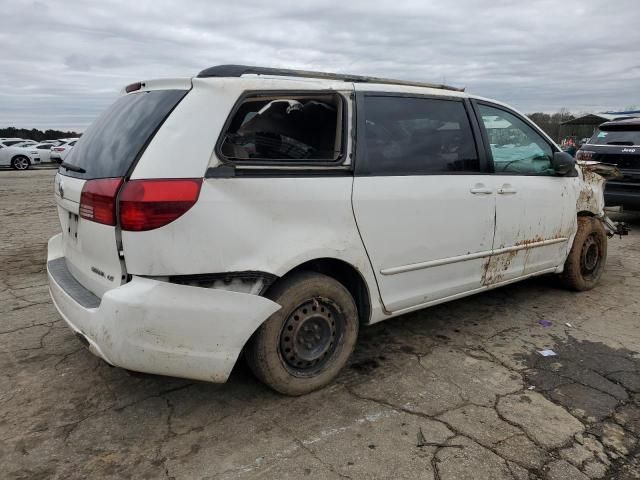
605,182,640,210
47,233,281,382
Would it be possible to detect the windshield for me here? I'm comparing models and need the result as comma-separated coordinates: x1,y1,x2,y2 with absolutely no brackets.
61,89,187,179
588,127,640,146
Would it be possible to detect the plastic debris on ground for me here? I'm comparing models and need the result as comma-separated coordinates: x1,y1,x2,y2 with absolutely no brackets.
538,349,557,357
538,319,552,328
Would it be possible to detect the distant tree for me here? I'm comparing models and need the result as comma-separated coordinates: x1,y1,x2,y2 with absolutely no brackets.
0,127,81,142
527,109,574,141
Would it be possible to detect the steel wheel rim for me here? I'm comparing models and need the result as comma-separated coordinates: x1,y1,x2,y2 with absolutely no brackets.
279,297,343,376
14,157,28,170
580,233,601,278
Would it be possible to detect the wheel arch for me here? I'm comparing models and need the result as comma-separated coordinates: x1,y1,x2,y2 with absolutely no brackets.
577,210,596,217
271,257,372,326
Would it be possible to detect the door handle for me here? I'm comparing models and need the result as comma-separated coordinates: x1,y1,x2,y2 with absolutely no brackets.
498,184,517,195
470,183,493,195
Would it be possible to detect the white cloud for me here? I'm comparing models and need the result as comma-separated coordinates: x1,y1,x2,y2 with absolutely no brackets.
1,0,639,130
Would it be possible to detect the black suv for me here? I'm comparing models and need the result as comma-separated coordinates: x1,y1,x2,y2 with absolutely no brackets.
577,118,640,209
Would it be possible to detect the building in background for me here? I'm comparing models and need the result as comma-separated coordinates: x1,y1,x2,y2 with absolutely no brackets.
560,110,640,145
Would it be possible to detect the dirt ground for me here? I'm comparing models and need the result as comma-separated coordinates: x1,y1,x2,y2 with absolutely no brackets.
1,168,640,480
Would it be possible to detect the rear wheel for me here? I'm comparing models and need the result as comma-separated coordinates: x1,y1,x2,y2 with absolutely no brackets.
11,156,30,170
245,271,359,396
561,216,607,291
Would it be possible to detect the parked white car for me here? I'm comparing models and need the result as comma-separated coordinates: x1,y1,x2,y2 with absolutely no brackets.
0,143,41,169
47,66,616,395
50,139,78,163
23,142,56,163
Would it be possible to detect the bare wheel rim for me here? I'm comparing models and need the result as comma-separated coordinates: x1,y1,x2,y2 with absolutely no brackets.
580,233,601,279
279,297,344,377
14,157,29,170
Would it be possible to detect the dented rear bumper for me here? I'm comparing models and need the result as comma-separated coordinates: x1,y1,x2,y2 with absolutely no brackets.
47,233,281,382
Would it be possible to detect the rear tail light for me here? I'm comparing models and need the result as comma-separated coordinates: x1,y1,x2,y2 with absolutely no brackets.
119,179,202,231
53,147,65,152
79,178,123,226
576,150,594,161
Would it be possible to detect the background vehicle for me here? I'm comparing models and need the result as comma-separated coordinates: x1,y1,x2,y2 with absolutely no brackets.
576,118,640,209
50,139,78,163
0,143,40,169
47,66,611,395
10,142,55,164
0,139,30,147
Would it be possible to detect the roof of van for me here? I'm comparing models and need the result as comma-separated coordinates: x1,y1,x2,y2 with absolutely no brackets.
196,64,464,93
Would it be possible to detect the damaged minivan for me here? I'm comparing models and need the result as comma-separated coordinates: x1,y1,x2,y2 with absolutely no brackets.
47,65,620,395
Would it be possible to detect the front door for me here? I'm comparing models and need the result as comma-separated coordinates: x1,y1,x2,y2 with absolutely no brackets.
352,93,496,314
474,103,578,285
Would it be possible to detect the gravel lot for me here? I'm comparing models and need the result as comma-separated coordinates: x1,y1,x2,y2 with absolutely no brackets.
2,169,640,479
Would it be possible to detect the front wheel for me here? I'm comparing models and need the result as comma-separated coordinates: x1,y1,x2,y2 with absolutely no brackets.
561,216,607,291
245,271,359,396
11,156,30,170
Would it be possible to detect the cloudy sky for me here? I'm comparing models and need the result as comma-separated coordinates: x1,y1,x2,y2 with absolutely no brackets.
2,0,639,131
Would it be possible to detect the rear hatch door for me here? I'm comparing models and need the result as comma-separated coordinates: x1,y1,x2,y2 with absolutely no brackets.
55,85,189,298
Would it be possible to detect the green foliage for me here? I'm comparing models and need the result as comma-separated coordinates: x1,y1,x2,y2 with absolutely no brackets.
0,127,81,142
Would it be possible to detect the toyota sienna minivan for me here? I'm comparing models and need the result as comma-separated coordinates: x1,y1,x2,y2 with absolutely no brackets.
48,65,615,395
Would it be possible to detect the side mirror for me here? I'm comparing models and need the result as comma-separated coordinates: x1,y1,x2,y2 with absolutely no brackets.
552,151,577,176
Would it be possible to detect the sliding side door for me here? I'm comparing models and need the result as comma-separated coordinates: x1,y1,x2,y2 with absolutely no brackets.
352,92,496,314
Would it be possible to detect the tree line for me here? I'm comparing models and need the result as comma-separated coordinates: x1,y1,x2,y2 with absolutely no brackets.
0,127,81,142
526,109,575,141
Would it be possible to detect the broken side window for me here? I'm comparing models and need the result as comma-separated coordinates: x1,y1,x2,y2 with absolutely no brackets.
219,93,344,163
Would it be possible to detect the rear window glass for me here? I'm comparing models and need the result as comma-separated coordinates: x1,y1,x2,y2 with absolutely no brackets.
61,90,187,179
589,127,640,146
218,93,344,163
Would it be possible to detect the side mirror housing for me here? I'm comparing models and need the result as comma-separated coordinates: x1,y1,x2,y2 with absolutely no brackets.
552,151,577,176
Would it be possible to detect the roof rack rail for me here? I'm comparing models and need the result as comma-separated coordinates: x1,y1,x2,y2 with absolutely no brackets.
196,65,464,92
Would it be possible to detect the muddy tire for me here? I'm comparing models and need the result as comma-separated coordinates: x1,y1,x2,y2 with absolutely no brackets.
245,271,359,396
561,216,607,291
11,155,30,170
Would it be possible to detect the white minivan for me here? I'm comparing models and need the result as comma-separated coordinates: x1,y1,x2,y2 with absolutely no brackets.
48,65,614,395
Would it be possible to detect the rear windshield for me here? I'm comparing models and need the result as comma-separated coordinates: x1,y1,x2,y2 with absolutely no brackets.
61,89,187,179
589,127,640,146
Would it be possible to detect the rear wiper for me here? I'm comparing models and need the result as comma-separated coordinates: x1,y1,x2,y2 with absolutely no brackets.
60,162,86,173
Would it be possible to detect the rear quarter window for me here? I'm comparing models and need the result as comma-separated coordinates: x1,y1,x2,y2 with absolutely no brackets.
61,89,187,179
217,92,345,164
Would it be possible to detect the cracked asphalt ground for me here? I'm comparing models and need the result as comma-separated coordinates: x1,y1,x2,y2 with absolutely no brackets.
2,169,640,480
